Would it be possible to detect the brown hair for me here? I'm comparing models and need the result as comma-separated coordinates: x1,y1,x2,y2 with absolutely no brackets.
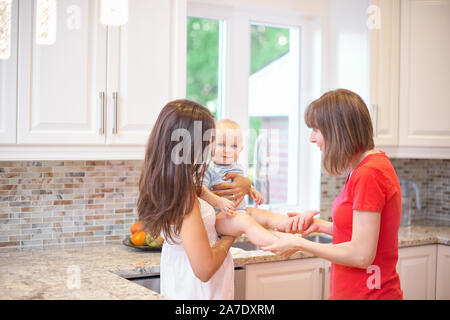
305,89,374,176
137,99,215,243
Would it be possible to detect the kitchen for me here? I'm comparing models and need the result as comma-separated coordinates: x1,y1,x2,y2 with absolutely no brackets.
0,0,449,301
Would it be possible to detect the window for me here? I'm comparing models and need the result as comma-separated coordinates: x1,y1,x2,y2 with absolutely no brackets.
186,17,224,119
248,24,299,205
186,2,322,211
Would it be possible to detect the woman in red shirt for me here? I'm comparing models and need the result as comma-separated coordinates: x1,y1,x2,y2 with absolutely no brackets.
261,89,403,300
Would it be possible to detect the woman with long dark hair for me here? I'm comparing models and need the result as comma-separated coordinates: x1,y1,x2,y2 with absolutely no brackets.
138,99,237,299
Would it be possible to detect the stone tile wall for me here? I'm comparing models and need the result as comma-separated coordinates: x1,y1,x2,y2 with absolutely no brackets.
0,161,142,248
1,158,448,249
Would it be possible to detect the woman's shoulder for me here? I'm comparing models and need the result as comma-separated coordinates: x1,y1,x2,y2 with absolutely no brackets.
351,151,400,193
356,151,394,175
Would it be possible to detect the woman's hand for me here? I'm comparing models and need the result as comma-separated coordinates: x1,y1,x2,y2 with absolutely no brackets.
211,172,251,206
293,216,333,237
260,231,303,258
285,210,320,234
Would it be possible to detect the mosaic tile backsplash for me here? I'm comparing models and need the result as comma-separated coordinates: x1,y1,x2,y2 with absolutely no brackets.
0,158,449,248
320,159,450,222
0,161,141,248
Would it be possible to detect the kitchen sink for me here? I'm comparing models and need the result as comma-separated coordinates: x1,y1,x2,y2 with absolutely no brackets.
125,272,161,293
232,241,260,251
231,234,332,251
305,234,333,244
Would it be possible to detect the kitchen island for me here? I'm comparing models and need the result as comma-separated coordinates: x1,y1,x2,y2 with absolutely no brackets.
1,220,449,300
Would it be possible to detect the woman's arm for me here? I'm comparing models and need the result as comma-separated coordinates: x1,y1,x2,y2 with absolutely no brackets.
179,199,235,282
262,210,381,269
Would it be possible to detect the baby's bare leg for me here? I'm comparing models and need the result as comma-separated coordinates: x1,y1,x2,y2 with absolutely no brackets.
245,207,290,231
216,211,278,247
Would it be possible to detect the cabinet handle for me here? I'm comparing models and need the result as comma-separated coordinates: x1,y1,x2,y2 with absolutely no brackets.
99,92,106,135
373,104,378,138
112,92,118,135
320,267,325,300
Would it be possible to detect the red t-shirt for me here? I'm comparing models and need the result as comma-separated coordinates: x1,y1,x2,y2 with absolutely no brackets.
329,151,403,300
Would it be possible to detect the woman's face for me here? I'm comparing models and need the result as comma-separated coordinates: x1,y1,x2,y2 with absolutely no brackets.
309,128,324,151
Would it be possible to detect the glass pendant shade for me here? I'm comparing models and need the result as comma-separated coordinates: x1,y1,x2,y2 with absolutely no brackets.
36,0,57,45
0,0,12,60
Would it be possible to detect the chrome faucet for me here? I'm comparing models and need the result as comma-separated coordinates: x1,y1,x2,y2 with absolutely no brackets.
399,178,422,226
253,134,270,205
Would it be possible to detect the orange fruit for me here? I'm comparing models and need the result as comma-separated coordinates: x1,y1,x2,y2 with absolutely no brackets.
130,221,143,234
130,231,146,246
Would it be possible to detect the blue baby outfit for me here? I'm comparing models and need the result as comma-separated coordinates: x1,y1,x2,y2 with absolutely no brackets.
203,162,247,212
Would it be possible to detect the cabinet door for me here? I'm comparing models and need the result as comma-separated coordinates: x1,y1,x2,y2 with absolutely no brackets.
0,0,18,144
399,0,450,147
245,258,324,300
17,0,107,144
397,245,437,300
436,245,450,300
106,0,182,145
369,0,400,146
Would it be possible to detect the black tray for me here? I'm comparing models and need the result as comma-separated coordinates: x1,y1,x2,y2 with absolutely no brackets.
122,235,162,252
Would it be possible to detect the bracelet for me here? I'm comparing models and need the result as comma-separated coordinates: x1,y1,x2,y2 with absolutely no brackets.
215,243,228,256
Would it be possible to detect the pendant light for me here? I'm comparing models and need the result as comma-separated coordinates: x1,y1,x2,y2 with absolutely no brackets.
0,0,12,60
36,0,57,45
100,0,128,26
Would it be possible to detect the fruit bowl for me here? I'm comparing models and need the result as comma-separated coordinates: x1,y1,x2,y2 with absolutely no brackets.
122,235,163,252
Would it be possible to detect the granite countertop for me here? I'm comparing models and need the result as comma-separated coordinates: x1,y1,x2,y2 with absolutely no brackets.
1,219,449,300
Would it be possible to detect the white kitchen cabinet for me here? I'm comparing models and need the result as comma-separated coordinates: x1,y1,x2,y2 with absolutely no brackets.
106,0,178,145
245,258,325,300
398,0,450,148
397,244,437,300
0,0,18,144
436,245,450,300
369,0,400,147
14,0,184,147
17,0,107,144
369,0,450,157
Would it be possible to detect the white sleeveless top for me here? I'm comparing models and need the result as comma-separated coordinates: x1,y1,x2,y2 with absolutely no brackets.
160,198,235,300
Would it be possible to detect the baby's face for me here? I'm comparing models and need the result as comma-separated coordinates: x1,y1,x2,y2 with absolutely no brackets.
212,127,243,165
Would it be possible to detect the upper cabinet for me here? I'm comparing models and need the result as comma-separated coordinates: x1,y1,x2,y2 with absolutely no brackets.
9,0,183,149
369,0,400,147
106,0,173,145
398,0,450,147
0,0,18,144
18,0,107,144
370,0,450,156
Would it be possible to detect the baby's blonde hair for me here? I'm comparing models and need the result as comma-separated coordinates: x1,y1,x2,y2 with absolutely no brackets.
215,119,241,130
214,119,243,147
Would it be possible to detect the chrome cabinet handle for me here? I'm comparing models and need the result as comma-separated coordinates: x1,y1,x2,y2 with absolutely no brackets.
99,92,106,135
112,91,118,135
373,104,378,138
320,267,325,300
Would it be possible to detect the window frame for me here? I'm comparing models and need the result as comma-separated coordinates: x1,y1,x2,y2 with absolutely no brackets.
186,0,322,212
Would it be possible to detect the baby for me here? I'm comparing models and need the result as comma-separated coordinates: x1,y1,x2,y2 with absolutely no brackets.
201,119,263,213
200,119,288,247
